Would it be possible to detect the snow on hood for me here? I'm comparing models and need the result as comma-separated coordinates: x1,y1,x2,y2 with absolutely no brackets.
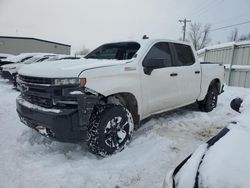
2,63,24,71
18,58,129,78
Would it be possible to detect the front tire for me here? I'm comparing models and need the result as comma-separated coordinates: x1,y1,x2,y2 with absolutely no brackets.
87,104,134,157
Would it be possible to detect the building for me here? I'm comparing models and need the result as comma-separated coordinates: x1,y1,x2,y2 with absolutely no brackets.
198,41,250,88
0,36,71,55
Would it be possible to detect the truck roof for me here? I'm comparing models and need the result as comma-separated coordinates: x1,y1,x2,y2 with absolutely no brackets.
101,38,192,47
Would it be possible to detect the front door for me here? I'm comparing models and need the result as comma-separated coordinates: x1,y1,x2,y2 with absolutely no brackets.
141,42,180,117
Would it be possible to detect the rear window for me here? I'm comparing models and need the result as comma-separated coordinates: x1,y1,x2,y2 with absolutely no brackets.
173,44,195,66
85,42,140,60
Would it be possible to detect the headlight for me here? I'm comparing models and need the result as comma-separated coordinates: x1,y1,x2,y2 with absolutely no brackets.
54,78,87,86
5,67,16,70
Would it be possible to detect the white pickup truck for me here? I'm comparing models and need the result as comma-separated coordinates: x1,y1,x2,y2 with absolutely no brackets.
16,38,224,156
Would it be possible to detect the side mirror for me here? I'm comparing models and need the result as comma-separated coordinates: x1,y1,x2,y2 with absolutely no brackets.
143,59,165,75
230,98,243,113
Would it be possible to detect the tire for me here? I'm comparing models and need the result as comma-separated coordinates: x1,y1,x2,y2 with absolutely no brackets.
87,104,134,157
198,86,219,112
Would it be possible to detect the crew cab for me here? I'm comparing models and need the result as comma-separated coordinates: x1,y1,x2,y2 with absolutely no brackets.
16,38,224,156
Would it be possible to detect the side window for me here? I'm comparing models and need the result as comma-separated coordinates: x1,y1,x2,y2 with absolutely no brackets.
143,42,172,68
37,57,49,62
174,44,195,66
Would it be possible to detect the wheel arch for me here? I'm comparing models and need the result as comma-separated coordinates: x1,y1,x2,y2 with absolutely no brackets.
209,78,221,92
104,92,140,128
198,78,222,101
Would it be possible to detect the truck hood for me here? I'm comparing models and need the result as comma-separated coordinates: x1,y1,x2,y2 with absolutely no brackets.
18,59,128,78
2,63,24,71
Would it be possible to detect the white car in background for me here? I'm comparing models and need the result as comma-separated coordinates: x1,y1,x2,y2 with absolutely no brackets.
0,53,13,62
0,53,38,66
1,53,55,84
0,53,38,77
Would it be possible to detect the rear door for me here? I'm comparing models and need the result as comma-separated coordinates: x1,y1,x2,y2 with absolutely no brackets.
170,43,201,105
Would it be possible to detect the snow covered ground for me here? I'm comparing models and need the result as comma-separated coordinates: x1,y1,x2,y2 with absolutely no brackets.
0,78,248,188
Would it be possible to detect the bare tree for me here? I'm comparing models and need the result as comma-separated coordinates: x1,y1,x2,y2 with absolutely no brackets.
188,22,211,50
228,28,238,42
75,45,90,56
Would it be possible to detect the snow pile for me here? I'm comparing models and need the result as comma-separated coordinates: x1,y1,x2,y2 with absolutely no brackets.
0,78,249,188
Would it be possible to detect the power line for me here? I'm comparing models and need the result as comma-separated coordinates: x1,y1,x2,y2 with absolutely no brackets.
191,0,224,18
211,12,250,26
186,0,211,17
210,20,250,32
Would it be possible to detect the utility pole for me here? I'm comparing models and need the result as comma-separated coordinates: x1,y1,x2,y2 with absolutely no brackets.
179,18,191,41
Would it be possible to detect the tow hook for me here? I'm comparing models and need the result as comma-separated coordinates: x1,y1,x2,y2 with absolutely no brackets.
35,126,54,138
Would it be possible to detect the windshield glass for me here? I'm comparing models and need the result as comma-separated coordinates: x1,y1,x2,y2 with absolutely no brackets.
85,42,140,60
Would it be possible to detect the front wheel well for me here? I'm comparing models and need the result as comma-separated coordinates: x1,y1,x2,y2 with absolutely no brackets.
102,92,140,128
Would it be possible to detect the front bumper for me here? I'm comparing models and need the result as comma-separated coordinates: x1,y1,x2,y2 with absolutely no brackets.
16,96,89,143
1,71,13,81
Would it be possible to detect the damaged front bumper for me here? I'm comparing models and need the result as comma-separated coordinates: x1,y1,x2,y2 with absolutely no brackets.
16,86,99,143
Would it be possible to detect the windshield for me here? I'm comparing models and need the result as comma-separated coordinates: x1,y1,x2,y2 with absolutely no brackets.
23,56,41,64
85,42,140,60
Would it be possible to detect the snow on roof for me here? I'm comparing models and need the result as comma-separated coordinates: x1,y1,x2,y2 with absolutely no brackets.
198,40,250,54
0,53,13,58
224,64,250,70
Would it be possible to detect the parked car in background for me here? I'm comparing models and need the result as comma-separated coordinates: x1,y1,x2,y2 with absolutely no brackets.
16,38,224,156
163,98,249,188
0,53,37,76
0,53,13,62
0,53,38,67
1,54,54,82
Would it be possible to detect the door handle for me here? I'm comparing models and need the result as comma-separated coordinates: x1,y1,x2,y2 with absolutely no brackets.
195,70,200,74
170,73,178,77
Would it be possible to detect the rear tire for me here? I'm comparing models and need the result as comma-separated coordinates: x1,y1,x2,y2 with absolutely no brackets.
198,86,219,112
87,104,134,157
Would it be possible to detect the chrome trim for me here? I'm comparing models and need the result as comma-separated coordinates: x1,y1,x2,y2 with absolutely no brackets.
16,77,52,87
55,100,78,105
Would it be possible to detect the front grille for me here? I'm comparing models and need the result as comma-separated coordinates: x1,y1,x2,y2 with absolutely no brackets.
18,75,78,109
19,75,53,85
25,95,53,108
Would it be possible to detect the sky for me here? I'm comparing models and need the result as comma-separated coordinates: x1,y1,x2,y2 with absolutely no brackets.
0,0,250,53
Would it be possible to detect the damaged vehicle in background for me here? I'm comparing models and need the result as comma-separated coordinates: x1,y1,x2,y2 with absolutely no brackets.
16,38,224,156
163,98,250,188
